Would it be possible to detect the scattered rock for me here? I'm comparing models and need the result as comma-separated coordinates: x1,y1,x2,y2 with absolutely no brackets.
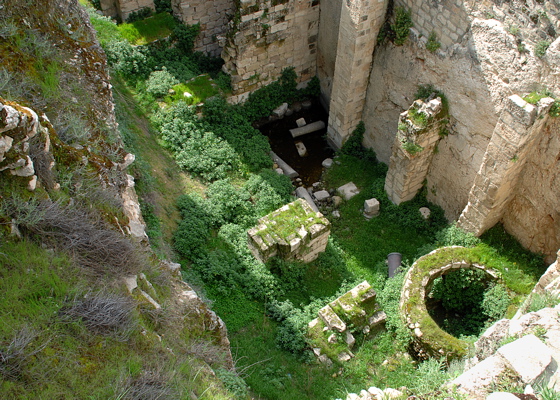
486,393,520,400
337,182,360,200
419,207,431,219
296,117,307,127
27,175,37,191
314,190,330,202
332,210,341,218
338,352,353,362
295,141,308,157
275,168,284,175
272,102,288,118
302,100,312,109
363,198,380,219
322,158,333,168
332,195,343,207
285,108,294,116
183,91,192,98
123,275,138,293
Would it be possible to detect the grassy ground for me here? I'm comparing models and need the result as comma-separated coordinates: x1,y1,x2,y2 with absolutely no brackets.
118,13,177,45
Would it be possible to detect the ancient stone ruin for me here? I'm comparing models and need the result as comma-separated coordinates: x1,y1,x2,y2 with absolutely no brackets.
307,281,386,364
247,198,330,263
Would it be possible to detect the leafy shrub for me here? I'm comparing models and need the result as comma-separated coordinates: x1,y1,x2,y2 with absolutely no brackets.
550,99,560,117
410,358,449,396
172,23,200,54
215,368,249,398
535,40,550,58
126,7,153,23
482,284,510,320
340,121,377,161
206,179,253,226
426,31,441,53
402,141,423,155
378,271,411,349
526,292,560,313
435,224,480,247
104,40,149,80
392,7,413,46
173,216,211,260
154,0,172,14
145,67,179,97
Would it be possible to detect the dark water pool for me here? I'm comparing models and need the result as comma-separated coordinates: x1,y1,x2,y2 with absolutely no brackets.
258,100,334,187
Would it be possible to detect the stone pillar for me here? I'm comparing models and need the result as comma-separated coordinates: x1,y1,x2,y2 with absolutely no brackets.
384,98,444,204
326,0,388,149
457,95,554,236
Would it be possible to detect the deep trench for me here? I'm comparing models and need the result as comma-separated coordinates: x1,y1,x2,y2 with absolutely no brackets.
257,99,334,187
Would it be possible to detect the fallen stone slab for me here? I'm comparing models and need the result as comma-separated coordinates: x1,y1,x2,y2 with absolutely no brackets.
270,151,298,178
451,354,508,397
314,190,330,202
364,198,380,219
497,334,553,384
338,182,360,200
290,121,326,138
296,186,319,212
318,304,346,332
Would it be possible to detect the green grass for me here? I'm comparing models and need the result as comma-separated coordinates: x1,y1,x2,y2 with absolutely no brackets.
166,74,220,105
118,12,177,45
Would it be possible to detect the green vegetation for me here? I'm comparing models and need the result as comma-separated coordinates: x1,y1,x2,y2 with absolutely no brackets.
392,7,413,46
535,40,551,58
118,12,177,45
426,31,441,53
402,140,424,155
1,0,552,398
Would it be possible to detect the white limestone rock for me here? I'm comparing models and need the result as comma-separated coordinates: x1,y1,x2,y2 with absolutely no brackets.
314,190,330,202
337,182,360,200
497,334,552,384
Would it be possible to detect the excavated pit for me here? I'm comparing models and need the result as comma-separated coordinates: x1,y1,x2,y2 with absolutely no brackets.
258,100,334,187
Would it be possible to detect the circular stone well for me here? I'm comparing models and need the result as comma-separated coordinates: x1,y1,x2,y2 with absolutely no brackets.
399,246,500,360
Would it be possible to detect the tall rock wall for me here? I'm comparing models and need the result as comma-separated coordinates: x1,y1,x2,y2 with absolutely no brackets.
501,117,560,263
316,0,341,110
222,0,320,103
172,0,235,57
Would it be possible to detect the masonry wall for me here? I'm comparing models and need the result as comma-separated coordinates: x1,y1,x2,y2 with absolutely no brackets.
502,117,560,263
172,0,235,57
222,0,320,103
394,0,470,50
100,0,154,20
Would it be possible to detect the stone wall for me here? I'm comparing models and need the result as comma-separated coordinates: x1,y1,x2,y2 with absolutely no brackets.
394,0,470,50
172,0,235,57
100,0,154,21
457,96,554,241
222,0,320,103
501,116,560,264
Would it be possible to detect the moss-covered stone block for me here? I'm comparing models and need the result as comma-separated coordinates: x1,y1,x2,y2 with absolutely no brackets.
247,198,330,263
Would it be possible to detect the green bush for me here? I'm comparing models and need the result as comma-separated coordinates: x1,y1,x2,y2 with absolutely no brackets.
426,31,441,53
145,68,179,98
392,7,413,46
340,121,377,161
482,283,510,320
535,40,550,58
215,368,249,398
125,7,153,23
104,40,149,80
435,224,480,247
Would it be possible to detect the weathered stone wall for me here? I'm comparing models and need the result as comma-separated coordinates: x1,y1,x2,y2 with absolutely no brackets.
501,116,560,264
394,0,470,50
364,0,560,224
316,0,341,110
325,0,388,149
172,0,235,57
100,0,154,21
222,0,320,103
458,96,554,240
